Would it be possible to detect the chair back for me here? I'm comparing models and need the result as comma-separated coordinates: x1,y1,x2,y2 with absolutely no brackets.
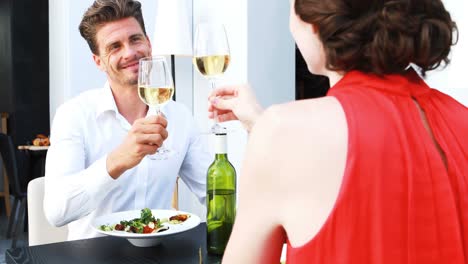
27,177,68,246
0,133,28,197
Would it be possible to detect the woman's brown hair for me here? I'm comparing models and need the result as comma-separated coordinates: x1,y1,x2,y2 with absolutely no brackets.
294,0,458,76
79,0,147,55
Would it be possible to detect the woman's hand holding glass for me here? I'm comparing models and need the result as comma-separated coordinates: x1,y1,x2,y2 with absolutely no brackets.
208,84,263,133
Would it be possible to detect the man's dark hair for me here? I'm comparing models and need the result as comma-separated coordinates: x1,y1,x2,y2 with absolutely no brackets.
295,0,458,76
79,0,147,55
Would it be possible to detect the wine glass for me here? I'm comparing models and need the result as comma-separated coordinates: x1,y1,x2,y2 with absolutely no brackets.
138,56,174,160
193,22,230,134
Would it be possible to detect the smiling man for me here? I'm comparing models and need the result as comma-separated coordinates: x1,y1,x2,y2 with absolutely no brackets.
44,0,211,240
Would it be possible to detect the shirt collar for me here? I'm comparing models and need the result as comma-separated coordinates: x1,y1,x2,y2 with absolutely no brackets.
95,81,119,119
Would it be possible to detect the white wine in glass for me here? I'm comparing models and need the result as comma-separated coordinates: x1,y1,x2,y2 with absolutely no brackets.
138,56,174,160
138,86,174,106
194,23,230,134
194,55,230,77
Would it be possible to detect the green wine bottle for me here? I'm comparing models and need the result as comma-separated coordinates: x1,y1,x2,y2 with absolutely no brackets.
206,133,237,255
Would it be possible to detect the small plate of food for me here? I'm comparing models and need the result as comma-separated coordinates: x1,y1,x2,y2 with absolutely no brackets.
91,208,200,247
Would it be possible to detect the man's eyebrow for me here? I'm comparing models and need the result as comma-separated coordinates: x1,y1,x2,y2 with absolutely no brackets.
104,40,120,50
102,33,145,52
129,33,145,39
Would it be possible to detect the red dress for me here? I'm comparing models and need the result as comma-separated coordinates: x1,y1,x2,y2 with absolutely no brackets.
286,69,468,264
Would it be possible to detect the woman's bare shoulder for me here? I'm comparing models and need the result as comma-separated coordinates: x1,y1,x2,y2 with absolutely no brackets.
245,96,348,239
253,96,345,140
246,95,347,185
275,96,343,123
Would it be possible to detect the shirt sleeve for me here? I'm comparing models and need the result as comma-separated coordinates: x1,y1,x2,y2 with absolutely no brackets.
43,102,119,227
178,113,212,206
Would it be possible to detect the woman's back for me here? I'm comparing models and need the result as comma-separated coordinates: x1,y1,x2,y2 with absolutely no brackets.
283,69,468,263
221,0,463,262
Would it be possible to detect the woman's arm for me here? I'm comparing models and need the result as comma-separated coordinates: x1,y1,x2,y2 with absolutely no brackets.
222,107,287,263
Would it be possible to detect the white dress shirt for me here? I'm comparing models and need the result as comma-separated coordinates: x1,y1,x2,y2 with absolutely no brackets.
44,83,212,240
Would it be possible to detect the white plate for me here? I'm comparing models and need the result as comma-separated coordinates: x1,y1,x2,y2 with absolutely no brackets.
91,209,201,247
28,146,49,151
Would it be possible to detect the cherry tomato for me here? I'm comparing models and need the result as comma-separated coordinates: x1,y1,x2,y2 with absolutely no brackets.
143,226,154,234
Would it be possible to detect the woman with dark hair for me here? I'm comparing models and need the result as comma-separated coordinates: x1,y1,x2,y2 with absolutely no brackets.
210,0,467,263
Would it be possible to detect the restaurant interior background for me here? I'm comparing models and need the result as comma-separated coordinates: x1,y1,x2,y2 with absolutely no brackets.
0,0,467,222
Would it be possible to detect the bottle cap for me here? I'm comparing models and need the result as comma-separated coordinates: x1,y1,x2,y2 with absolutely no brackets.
214,133,227,154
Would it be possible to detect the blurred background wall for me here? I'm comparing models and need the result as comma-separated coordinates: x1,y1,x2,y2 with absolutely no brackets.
426,0,467,105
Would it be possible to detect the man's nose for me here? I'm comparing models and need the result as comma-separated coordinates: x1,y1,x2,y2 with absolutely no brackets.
122,44,137,59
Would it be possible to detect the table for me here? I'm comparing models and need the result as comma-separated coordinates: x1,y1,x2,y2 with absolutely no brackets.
17,146,48,180
5,223,222,264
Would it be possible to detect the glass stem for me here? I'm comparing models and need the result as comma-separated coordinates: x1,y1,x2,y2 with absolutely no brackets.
149,105,160,116
149,104,167,152
210,79,219,124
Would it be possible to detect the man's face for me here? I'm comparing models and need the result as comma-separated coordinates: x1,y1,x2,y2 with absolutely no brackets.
93,17,152,87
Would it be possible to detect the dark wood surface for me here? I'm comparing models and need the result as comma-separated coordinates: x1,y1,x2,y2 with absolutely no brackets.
5,223,222,264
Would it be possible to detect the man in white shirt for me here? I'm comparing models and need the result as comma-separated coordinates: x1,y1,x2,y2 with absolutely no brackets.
44,0,211,240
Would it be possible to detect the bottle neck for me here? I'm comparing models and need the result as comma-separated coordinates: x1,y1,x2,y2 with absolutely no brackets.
214,133,228,160
215,153,228,160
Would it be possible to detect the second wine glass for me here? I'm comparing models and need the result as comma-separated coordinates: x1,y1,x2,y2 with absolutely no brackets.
138,56,174,160
193,22,230,134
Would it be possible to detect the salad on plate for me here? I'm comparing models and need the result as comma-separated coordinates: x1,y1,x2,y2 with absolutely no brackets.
99,208,190,234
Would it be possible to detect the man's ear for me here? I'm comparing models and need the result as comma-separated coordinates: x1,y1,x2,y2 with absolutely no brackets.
92,53,106,72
